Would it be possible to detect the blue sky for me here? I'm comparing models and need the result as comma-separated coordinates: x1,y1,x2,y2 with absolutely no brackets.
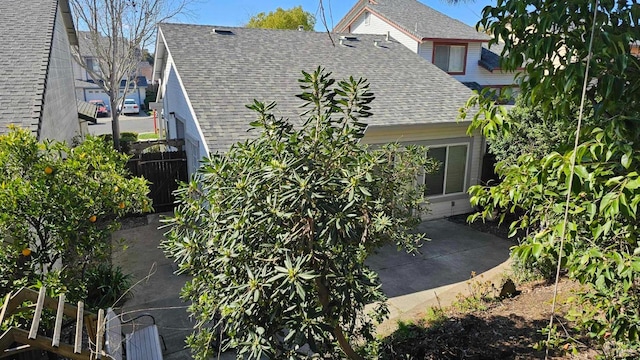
177,0,496,30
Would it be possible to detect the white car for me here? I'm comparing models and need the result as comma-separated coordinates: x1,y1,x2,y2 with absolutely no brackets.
119,99,140,115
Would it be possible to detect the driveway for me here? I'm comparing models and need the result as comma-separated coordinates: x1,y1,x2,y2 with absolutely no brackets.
112,215,512,359
88,112,157,136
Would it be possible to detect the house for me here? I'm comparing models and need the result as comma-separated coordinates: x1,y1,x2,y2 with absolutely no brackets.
334,0,520,95
72,31,148,109
0,0,87,143
153,24,488,219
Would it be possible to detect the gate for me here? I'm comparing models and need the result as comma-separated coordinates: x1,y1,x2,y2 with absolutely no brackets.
126,140,188,212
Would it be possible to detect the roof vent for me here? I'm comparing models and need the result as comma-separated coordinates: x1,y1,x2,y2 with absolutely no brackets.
298,25,304,31
386,31,390,41
339,35,358,41
213,28,234,35
374,40,380,47
339,38,344,46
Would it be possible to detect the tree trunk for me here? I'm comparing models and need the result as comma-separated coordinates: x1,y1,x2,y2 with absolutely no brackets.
315,278,363,360
110,96,121,151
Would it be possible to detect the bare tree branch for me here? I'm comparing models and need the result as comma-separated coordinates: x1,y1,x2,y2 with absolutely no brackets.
70,0,189,150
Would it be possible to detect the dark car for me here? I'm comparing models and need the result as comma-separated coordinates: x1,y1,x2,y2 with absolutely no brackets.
89,100,110,117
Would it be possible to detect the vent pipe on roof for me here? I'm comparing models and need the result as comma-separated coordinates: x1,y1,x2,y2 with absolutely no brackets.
385,31,390,41
374,40,380,47
339,38,344,46
298,25,304,31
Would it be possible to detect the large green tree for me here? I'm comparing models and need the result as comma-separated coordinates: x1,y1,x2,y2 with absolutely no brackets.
162,68,435,359
463,0,640,355
246,6,316,31
0,129,151,305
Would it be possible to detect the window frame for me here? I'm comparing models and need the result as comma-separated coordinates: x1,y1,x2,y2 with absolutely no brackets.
424,143,469,197
364,11,371,26
432,43,468,75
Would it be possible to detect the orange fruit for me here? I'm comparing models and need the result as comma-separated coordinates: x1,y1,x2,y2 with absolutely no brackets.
118,202,125,209
89,215,97,223
44,166,53,175
21,248,31,256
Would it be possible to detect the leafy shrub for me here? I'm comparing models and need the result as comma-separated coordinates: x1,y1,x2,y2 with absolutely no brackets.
83,263,132,310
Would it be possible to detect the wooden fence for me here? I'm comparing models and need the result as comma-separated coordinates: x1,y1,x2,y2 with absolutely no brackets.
126,151,188,212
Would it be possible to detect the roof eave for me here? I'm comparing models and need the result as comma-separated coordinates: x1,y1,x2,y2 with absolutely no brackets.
334,0,367,32
422,37,488,43
59,0,78,46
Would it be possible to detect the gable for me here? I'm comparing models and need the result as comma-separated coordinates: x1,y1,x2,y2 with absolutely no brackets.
336,0,490,42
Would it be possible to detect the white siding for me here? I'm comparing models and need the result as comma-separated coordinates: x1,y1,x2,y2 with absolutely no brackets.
363,123,484,219
350,12,419,53
475,67,521,86
419,42,518,86
162,60,208,177
417,41,433,62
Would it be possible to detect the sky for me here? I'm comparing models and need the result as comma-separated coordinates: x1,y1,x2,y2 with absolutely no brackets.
176,0,496,31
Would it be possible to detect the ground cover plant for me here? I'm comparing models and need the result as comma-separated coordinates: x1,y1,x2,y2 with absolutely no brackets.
163,68,436,359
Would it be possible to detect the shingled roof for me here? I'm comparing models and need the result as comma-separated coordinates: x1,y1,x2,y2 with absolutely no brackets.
335,0,489,42
157,23,474,153
0,0,77,135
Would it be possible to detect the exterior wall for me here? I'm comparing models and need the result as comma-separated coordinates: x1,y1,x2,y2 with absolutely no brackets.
162,60,207,176
72,58,88,81
475,67,520,86
363,123,483,219
418,41,518,86
349,11,419,53
40,6,82,142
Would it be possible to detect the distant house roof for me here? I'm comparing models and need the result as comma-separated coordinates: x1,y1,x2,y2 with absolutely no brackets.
157,23,474,153
77,100,98,122
335,0,490,42
0,0,77,136
479,47,502,72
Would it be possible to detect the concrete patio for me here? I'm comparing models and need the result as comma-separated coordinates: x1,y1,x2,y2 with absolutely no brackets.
112,213,512,359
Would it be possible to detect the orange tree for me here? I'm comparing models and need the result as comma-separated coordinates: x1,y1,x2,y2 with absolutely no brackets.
0,128,151,305
162,68,435,359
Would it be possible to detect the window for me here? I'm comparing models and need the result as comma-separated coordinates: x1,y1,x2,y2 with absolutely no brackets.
424,144,468,196
85,57,101,74
364,11,370,25
433,44,467,74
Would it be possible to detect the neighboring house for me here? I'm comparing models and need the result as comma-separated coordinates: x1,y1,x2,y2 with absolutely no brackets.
75,76,148,110
72,31,148,109
154,24,486,219
334,0,520,94
0,0,87,142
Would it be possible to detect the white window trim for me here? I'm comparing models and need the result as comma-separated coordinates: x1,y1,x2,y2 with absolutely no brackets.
425,142,469,198
364,11,371,26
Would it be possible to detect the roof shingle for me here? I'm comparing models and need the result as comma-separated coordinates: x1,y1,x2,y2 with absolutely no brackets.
159,24,474,153
0,0,58,134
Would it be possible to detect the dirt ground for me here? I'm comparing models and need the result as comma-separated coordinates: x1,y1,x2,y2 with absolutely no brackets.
378,217,601,359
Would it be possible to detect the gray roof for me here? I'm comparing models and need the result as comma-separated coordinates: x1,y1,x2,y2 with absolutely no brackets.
0,0,68,135
479,47,501,72
158,23,474,153
335,0,489,41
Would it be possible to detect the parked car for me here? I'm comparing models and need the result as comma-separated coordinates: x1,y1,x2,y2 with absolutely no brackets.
89,99,110,117
119,99,140,115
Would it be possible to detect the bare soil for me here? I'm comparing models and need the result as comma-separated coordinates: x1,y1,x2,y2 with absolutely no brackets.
378,216,599,359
